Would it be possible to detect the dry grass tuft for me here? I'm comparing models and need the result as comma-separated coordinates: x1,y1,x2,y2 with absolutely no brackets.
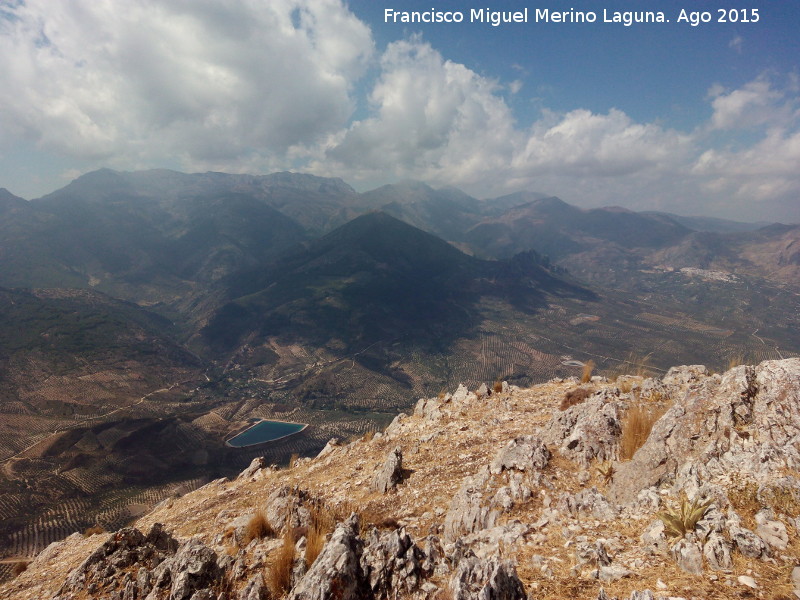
764,485,800,518
267,528,295,597
560,387,593,411
728,479,761,527
83,525,105,536
619,404,665,461
243,510,275,545
727,354,746,370
493,380,503,394
580,360,595,383
305,504,336,568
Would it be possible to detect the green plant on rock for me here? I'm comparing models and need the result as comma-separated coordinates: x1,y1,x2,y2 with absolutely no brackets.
657,495,713,538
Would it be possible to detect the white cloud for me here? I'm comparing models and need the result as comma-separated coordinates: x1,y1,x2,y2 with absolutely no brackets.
321,37,519,188
0,0,374,166
0,4,798,222
708,78,794,130
319,38,694,203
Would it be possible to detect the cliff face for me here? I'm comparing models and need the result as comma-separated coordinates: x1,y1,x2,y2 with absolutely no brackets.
4,359,800,600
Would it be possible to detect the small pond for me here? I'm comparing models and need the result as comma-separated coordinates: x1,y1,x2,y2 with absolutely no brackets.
226,420,307,448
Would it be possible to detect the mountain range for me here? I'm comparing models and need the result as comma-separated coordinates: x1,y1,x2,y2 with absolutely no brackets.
0,168,798,575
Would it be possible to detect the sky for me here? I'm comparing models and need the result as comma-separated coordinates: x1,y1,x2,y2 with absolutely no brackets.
0,0,798,223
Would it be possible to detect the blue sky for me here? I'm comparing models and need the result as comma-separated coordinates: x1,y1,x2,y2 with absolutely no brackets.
0,0,798,222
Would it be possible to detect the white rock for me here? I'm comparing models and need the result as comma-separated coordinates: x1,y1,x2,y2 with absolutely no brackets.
737,575,758,589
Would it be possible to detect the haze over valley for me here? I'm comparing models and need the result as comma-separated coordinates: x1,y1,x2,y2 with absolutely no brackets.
0,168,798,579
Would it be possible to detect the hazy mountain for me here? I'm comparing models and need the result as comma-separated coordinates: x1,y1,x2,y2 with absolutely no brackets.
0,170,310,307
202,211,588,354
355,181,485,242
643,211,774,233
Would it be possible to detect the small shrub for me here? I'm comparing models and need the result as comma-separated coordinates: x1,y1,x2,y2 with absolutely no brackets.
560,387,593,411
267,529,295,597
493,380,503,394
84,525,105,536
580,360,595,384
657,495,712,538
243,511,274,545
595,462,615,485
619,404,665,460
727,355,746,370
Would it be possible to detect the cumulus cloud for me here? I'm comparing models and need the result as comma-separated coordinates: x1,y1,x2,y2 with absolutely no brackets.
320,38,694,203
0,0,373,166
322,37,518,188
0,3,798,222
708,78,795,130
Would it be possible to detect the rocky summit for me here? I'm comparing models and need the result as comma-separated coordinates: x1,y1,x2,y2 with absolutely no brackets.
3,359,800,600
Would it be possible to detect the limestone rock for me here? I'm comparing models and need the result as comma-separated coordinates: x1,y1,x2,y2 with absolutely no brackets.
559,488,618,521
730,524,767,559
238,457,265,479
703,533,732,571
287,515,368,600
168,538,223,600
543,393,622,468
361,527,425,597
755,510,789,550
670,535,704,575
443,469,497,541
238,574,267,600
449,556,526,600
489,436,550,475
372,447,403,493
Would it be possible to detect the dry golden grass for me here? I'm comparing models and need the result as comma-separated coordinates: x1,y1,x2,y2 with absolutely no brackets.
727,354,746,370
728,479,761,527
580,360,595,383
616,378,636,393
83,525,105,536
243,510,275,545
560,387,593,411
267,528,295,597
305,504,335,568
619,404,666,461
493,380,503,394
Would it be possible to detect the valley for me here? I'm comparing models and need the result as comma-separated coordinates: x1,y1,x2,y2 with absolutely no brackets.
0,168,798,579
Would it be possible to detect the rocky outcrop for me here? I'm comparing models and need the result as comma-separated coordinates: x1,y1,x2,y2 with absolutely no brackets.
372,447,403,493
443,468,498,541
489,436,550,474
57,524,223,600
610,359,800,505
9,360,800,600
449,557,526,600
361,527,426,597
542,392,622,467
287,516,367,600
